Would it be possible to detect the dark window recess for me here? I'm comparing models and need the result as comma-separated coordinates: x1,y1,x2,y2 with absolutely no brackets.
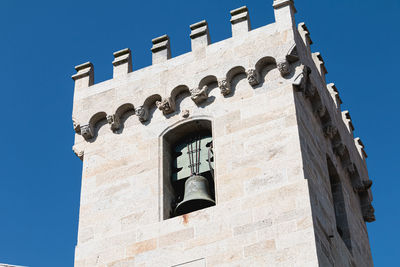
162,120,216,219
171,132,215,216
327,157,352,252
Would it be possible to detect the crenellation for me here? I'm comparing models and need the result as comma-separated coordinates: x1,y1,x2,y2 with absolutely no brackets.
72,62,94,89
273,0,296,29
293,15,376,231
298,22,313,53
112,48,132,78
230,6,251,37
327,83,342,111
151,35,171,64
342,110,355,134
312,52,328,83
190,20,210,51
355,137,368,160
71,1,374,266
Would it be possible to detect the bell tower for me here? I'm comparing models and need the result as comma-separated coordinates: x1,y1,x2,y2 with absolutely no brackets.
71,1,375,266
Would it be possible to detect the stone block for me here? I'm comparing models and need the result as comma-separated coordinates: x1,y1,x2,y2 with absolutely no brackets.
126,238,157,257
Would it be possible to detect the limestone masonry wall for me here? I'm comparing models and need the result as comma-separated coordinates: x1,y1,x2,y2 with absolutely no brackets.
71,1,374,266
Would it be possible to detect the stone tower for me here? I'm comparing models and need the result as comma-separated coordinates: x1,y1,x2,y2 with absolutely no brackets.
71,1,375,266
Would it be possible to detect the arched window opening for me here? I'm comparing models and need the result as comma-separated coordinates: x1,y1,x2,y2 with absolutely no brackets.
327,157,352,252
162,120,215,219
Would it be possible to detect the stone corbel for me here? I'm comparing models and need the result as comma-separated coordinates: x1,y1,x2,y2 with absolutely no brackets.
323,123,337,139
80,124,94,140
156,97,175,115
72,118,81,133
305,75,319,98
107,115,121,131
276,58,290,77
190,85,208,104
292,64,311,92
72,145,84,160
355,137,368,159
277,44,298,77
135,106,149,122
286,44,299,63
218,79,231,96
346,163,356,175
353,180,373,193
361,203,375,222
333,141,345,157
246,69,260,86
313,103,326,118
305,85,316,98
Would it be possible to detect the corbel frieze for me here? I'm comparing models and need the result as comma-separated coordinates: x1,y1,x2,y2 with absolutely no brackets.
218,79,231,96
190,85,208,104
353,180,373,193
333,141,345,157
292,64,311,92
277,44,299,77
345,163,356,175
135,106,149,122
246,69,260,86
323,123,337,139
276,59,290,76
81,124,94,140
313,103,326,118
107,115,121,131
361,203,375,222
156,97,175,115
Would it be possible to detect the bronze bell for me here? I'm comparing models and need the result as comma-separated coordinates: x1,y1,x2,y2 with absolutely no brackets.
175,175,215,216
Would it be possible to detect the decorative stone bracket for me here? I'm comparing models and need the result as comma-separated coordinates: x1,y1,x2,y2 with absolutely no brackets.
333,142,345,157
107,115,121,131
246,69,260,86
190,85,208,104
277,59,290,76
323,123,337,139
345,162,356,175
304,84,316,99
313,102,326,118
292,64,311,92
361,203,375,222
218,79,231,96
135,106,149,122
277,44,299,77
353,180,373,194
81,124,94,140
156,97,175,115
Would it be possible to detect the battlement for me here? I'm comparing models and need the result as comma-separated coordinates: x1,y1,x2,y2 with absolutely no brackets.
71,1,372,198
71,1,374,265
71,1,298,128
72,2,296,87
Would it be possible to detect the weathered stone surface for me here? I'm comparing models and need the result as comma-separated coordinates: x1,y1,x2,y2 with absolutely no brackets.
71,1,374,266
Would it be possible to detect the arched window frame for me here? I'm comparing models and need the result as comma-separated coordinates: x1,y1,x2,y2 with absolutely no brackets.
159,117,217,220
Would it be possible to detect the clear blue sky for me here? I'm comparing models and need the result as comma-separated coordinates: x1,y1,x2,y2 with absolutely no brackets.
0,0,398,266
